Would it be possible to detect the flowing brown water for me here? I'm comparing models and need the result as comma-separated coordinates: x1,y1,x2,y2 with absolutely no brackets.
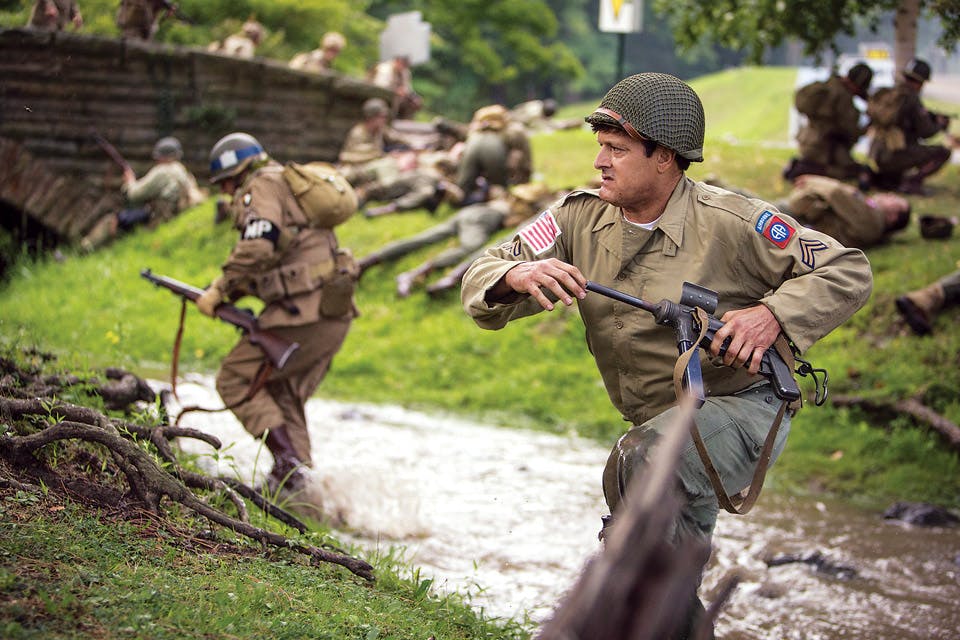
170,376,959,638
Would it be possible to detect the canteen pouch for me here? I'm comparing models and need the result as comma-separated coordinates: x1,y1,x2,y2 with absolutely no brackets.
320,248,359,318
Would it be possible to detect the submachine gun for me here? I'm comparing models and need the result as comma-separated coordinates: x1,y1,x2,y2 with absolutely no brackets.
585,281,827,405
141,268,299,369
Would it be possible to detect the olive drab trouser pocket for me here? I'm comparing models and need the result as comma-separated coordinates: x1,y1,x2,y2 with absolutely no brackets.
320,248,359,318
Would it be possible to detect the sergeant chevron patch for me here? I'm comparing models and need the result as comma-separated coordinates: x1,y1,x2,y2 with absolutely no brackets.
799,237,828,268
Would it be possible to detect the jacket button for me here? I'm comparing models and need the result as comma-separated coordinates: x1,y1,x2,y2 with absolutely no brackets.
615,319,624,329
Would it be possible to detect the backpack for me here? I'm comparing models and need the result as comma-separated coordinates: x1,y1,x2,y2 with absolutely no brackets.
281,161,358,229
866,87,904,128
794,80,832,118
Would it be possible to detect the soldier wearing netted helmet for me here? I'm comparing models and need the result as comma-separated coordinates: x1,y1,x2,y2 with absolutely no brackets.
460,72,872,639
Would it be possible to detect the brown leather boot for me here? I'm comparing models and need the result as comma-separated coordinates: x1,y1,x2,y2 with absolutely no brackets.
895,282,945,335
264,426,307,491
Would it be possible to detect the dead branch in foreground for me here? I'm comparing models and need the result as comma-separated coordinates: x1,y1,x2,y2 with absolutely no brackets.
537,399,737,640
0,358,374,582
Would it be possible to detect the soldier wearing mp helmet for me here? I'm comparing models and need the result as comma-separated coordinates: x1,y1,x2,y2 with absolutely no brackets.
460,73,872,638
198,132,358,492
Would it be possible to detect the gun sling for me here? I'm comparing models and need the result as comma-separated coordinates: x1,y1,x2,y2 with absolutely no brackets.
672,307,792,515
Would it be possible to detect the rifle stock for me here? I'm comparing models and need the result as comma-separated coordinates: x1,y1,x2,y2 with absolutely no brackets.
141,268,299,369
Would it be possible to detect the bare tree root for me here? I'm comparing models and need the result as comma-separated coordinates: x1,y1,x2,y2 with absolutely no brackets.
832,394,960,453
0,393,374,581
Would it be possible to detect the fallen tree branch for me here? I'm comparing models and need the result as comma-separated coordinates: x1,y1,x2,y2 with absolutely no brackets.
832,394,960,452
0,419,373,580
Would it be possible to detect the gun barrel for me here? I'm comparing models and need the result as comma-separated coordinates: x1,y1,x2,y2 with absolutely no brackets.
585,281,657,313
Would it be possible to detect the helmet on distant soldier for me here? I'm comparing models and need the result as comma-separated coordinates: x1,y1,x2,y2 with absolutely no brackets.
362,98,390,119
152,136,183,160
846,62,874,98
208,132,267,184
321,31,346,52
241,19,265,44
585,73,705,162
542,98,558,118
903,58,931,83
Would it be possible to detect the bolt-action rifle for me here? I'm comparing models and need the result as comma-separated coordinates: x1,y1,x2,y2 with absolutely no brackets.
159,0,194,25
585,281,824,405
92,131,132,173
141,268,299,369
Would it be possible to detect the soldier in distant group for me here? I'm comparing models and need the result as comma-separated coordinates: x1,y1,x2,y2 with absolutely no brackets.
289,31,345,73
198,132,358,492
776,174,911,249
81,136,203,251
371,55,422,119
208,18,264,59
454,105,511,203
357,153,463,219
868,58,951,195
783,62,874,188
116,0,168,40
509,98,582,133
357,182,558,298
27,0,83,31
337,98,414,167
896,269,960,336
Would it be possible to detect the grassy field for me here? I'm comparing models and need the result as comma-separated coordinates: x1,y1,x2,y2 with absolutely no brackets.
1,66,959,637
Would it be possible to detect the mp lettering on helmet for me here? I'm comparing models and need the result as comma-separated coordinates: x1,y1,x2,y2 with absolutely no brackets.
242,218,280,245
755,210,796,249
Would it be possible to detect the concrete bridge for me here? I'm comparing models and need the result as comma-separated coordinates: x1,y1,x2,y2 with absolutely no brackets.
0,27,390,247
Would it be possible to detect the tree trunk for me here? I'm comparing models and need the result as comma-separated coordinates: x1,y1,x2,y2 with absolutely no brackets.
894,0,921,74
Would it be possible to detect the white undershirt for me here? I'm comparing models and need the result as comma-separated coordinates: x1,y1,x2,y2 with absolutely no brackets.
622,212,662,231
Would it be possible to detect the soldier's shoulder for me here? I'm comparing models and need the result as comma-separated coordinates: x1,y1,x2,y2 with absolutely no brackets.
694,181,772,223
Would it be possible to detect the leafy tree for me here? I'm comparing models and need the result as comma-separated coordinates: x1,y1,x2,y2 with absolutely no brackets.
366,0,585,119
652,0,960,73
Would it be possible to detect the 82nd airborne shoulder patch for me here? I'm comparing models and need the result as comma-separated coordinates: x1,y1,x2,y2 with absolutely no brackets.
755,210,796,249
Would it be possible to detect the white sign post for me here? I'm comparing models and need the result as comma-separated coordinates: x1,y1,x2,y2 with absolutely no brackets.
598,0,643,34
380,11,431,65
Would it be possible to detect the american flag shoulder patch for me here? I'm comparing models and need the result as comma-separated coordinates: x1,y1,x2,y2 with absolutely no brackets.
518,209,561,255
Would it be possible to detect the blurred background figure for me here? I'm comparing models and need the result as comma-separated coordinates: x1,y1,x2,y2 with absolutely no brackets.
208,17,265,59
371,55,422,119
289,31,346,73
27,0,83,31
116,0,167,40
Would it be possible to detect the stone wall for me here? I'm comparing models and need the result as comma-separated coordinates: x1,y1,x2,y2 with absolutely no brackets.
0,28,390,241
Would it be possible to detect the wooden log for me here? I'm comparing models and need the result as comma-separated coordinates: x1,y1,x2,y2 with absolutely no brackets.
832,394,960,452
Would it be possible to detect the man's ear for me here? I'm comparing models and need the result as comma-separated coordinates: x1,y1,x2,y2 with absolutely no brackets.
656,146,676,173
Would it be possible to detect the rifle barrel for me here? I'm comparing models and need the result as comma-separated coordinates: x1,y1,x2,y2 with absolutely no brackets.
585,281,657,313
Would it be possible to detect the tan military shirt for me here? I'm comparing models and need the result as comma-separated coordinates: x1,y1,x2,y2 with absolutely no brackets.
462,177,872,425
338,123,410,165
289,49,331,73
216,162,351,329
122,161,198,223
780,175,887,248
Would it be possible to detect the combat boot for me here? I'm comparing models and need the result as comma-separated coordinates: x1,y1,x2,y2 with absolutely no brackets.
396,263,434,298
895,282,945,335
363,202,399,218
264,425,308,492
425,273,460,298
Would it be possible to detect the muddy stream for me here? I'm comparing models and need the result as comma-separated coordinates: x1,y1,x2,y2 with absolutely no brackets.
168,376,959,639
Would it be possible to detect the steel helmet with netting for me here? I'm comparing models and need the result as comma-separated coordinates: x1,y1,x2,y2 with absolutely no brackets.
208,132,267,184
584,73,705,162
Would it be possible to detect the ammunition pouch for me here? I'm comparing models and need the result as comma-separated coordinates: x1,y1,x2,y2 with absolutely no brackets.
254,258,334,303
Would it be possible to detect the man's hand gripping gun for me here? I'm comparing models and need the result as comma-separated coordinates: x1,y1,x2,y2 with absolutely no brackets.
141,269,299,369
585,281,828,405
